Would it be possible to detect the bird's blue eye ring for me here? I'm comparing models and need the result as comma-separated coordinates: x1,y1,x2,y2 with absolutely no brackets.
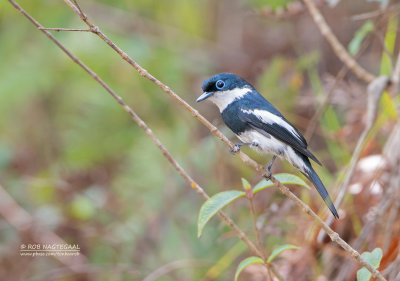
216,80,225,90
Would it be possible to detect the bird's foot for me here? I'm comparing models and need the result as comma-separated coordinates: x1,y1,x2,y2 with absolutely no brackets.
263,171,272,181
229,142,258,155
263,155,277,180
229,144,241,154
250,142,259,148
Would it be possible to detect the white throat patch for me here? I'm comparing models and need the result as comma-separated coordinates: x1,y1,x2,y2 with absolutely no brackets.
208,87,251,112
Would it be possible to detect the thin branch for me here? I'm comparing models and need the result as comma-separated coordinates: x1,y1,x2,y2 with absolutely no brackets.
266,265,274,281
269,264,285,281
317,76,389,242
271,179,385,280
391,49,400,94
304,66,349,141
9,1,387,279
304,24,377,140
8,0,262,260
351,3,400,21
374,28,395,64
335,168,398,281
383,193,400,251
60,2,386,279
302,0,376,83
248,193,266,260
38,27,91,32
71,0,85,18
62,0,241,153
382,249,400,278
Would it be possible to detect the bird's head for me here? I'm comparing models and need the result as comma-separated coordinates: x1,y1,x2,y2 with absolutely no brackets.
196,73,253,111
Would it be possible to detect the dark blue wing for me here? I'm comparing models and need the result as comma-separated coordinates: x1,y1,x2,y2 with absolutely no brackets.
238,109,322,165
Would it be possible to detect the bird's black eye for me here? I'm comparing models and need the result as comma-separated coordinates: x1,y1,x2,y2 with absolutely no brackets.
215,80,225,90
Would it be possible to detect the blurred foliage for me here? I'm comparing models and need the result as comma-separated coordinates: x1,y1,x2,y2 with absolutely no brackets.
348,21,374,55
357,248,383,281
249,0,294,9
0,0,399,280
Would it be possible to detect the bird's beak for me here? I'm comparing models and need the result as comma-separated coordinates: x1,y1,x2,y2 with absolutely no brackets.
196,92,213,102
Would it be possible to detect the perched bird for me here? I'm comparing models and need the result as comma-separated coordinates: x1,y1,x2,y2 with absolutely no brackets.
196,73,339,218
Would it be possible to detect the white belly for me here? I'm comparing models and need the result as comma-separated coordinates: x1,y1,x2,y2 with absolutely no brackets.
237,130,309,173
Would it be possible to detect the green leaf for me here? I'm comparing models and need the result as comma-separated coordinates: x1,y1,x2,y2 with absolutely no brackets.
249,0,293,9
197,190,245,237
357,248,383,281
267,244,299,263
348,21,374,55
253,173,310,194
241,178,251,190
234,256,264,281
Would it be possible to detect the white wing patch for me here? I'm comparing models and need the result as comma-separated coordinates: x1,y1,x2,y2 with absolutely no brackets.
208,87,251,112
241,109,302,141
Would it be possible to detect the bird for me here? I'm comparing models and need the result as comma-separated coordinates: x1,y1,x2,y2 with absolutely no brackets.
196,73,339,218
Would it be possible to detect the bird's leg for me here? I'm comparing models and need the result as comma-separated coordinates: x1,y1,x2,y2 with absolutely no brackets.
229,142,258,154
264,155,277,180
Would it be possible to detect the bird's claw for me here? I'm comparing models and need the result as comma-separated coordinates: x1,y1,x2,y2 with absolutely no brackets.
250,142,259,148
263,155,276,181
263,170,272,181
229,142,258,154
229,144,241,154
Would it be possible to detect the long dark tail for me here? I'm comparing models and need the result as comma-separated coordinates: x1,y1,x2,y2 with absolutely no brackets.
302,158,339,219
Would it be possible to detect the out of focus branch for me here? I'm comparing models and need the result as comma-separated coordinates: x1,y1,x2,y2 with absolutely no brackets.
304,67,348,140
304,25,376,140
302,0,376,83
391,50,400,94
318,76,389,242
9,1,387,279
7,0,263,260
0,183,87,270
59,2,386,279
38,27,90,32
248,193,266,260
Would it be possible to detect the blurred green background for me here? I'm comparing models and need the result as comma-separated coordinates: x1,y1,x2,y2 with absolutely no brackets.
0,0,398,280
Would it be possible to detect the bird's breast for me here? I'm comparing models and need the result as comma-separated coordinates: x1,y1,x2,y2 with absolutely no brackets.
238,130,285,155
237,130,309,172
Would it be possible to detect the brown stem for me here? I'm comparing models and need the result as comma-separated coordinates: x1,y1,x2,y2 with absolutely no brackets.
266,265,274,281
302,0,376,83
8,0,262,260
248,194,266,260
9,1,387,279
272,178,385,281
270,264,285,281
38,27,91,32
60,2,386,279
318,76,389,243
391,49,400,94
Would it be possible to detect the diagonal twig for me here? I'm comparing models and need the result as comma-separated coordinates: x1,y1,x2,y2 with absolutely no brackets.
58,3,386,279
38,27,90,32
9,1,387,279
391,49,400,94
317,76,390,243
302,0,376,83
8,0,263,260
